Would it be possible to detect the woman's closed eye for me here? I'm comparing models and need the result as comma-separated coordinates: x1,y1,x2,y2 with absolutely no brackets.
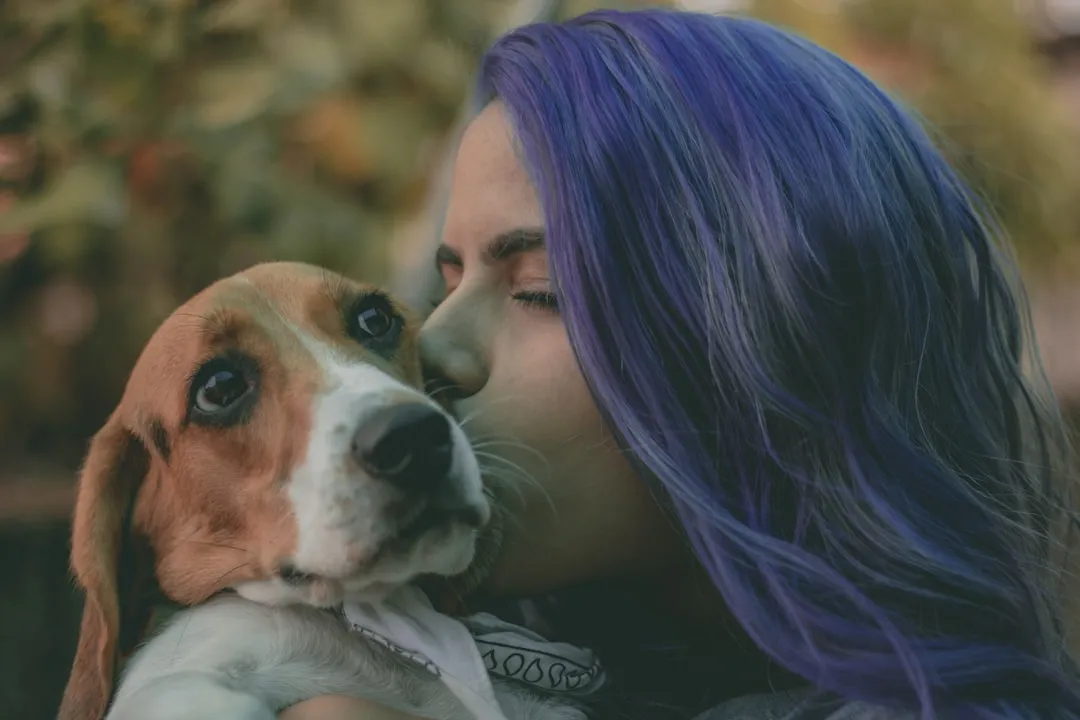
427,288,559,315
428,234,559,316
511,289,559,314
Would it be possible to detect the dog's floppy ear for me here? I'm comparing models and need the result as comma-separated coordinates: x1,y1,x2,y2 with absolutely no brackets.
58,416,154,720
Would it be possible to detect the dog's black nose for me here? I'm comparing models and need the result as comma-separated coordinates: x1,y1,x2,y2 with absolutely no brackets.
351,403,454,492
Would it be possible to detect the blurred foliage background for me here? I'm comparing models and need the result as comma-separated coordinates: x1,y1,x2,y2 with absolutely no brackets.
2,0,1080,717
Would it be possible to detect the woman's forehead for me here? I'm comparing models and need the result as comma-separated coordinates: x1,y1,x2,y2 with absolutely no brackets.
446,104,543,250
456,105,531,190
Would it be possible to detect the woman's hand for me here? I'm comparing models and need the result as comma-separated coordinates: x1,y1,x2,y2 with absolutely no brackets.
278,695,422,720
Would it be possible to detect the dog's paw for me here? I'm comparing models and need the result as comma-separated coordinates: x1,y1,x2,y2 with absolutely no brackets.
108,675,276,720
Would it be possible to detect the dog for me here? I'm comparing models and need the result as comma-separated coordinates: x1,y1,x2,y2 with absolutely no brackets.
57,262,593,720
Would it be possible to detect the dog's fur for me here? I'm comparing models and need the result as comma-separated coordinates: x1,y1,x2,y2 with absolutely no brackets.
58,262,584,720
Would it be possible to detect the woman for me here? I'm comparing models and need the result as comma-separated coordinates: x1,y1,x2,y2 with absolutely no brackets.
284,8,1080,720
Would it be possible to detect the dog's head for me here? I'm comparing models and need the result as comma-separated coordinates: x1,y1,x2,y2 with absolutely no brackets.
58,261,489,720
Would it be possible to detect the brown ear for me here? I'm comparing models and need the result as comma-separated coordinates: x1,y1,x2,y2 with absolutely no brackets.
58,417,154,720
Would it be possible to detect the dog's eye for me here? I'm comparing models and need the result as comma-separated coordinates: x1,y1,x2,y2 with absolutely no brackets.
196,368,249,413
189,357,255,421
347,294,399,343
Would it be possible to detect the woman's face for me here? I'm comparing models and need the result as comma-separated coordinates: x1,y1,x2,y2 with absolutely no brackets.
420,104,683,598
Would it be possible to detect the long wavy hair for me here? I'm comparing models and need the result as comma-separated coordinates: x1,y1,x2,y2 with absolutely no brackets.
477,9,1080,719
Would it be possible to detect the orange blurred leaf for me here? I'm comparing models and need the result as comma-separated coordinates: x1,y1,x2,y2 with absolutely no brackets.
290,94,374,183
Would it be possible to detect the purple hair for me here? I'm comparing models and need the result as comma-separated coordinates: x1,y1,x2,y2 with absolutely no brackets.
478,9,1080,720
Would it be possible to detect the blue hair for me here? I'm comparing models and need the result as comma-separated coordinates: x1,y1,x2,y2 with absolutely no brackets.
478,9,1080,719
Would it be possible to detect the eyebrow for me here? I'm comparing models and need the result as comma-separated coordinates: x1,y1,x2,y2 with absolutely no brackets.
199,307,245,346
435,227,546,270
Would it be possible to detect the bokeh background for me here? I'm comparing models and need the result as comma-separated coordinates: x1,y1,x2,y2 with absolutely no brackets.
3,0,1080,717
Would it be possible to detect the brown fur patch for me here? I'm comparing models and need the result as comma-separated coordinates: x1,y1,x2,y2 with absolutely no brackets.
148,418,170,462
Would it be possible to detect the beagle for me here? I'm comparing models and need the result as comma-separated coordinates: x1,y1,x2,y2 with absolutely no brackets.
57,262,589,720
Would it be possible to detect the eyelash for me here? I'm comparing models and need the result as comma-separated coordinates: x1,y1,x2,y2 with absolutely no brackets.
511,290,559,314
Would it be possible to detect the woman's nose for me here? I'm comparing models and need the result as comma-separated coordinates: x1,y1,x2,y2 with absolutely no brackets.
419,306,490,401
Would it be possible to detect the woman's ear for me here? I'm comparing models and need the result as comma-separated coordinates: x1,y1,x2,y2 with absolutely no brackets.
58,416,156,720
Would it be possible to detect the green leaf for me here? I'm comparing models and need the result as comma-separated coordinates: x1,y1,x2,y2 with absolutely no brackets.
0,161,125,234
192,60,276,128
